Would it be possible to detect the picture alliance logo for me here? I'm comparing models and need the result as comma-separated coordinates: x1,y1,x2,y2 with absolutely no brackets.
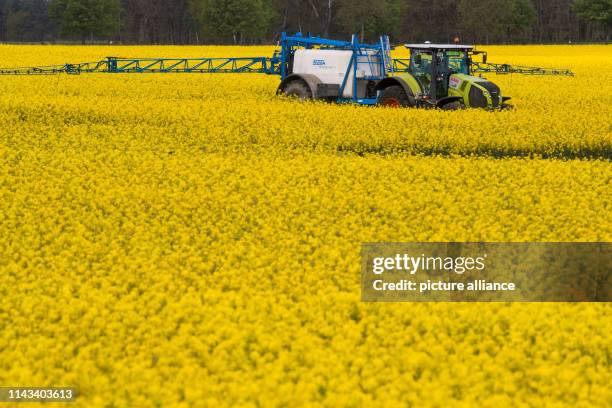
372,254,487,275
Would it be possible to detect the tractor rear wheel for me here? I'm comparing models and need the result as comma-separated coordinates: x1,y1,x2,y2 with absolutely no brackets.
378,86,410,108
283,80,313,101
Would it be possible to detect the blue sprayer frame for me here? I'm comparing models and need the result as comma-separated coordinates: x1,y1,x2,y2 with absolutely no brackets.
275,32,394,104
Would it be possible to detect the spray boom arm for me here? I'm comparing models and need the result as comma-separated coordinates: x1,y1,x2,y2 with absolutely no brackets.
0,56,281,75
470,61,574,76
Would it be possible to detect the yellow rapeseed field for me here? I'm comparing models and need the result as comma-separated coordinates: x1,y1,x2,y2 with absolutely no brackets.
0,44,610,407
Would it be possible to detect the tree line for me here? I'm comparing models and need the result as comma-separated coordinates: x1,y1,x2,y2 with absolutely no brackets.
0,0,609,44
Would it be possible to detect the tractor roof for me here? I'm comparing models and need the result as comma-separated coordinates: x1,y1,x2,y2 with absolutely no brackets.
404,44,475,50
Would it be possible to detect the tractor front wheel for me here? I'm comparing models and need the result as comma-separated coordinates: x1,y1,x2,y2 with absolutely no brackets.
378,86,411,108
441,101,465,110
283,80,313,101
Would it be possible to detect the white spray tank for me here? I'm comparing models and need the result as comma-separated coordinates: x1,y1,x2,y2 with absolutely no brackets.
292,49,382,99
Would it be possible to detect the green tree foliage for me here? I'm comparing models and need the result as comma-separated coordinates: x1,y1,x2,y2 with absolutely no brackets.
0,0,51,41
507,0,538,41
1,0,610,44
573,0,611,28
49,0,120,42
189,0,275,44
336,0,403,41
458,0,536,43
401,0,458,43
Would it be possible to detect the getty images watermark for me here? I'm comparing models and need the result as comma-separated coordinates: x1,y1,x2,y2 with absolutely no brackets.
370,252,518,293
362,243,610,302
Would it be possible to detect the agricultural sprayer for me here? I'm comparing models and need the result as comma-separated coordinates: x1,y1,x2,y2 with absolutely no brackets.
0,32,574,110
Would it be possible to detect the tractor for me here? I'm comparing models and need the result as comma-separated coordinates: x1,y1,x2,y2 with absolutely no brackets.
377,44,511,109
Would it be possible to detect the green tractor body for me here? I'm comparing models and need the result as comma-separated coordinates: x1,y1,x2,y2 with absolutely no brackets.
378,44,511,110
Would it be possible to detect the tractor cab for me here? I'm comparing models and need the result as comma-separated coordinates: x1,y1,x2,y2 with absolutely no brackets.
404,44,475,104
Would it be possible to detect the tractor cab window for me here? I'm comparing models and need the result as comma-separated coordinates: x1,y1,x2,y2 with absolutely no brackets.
411,50,432,75
434,50,453,98
410,48,470,99
410,50,433,94
447,50,469,75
